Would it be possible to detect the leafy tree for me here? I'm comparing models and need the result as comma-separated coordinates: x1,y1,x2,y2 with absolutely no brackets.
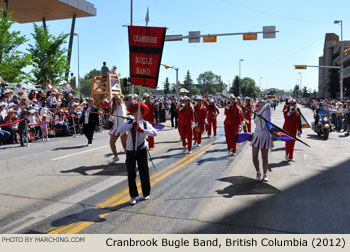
240,77,260,98
190,87,200,95
79,69,101,96
163,77,170,95
28,24,69,86
229,75,240,96
301,86,309,98
197,71,224,95
327,68,340,98
0,7,31,83
183,70,193,91
293,84,300,98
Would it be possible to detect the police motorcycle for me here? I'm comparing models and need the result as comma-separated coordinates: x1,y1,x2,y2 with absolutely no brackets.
312,103,331,140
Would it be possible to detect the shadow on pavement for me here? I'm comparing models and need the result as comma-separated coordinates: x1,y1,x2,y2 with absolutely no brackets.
60,163,127,176
191,160,350,233
197,156,228,165
269,160,291,170
216,176,280,198
205,148,228,154
157,140,181,145
52,145,87,151
151,153,186,160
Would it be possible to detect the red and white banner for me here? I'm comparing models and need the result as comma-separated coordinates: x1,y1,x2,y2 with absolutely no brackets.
128,26,166,89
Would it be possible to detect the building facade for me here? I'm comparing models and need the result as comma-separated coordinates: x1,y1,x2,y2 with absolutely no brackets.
318,33,350,98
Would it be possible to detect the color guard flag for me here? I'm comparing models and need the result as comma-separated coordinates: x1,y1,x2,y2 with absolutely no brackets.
265,121,295,142
235,132,253,143
128,26,166,89
300,112,311,129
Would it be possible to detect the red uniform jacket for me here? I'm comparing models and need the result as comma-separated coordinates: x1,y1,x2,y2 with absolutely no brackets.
283,108,301,135
208,105,220,120
178,106,195,126
143,102,155,123
194,106,207,125
224,105,244,128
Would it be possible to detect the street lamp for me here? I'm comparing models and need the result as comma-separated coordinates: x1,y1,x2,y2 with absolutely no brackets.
298,72,302,96
73,33,80,89
334,20,343,100
161,64,179,97
239,59,244,96
259,77,263,90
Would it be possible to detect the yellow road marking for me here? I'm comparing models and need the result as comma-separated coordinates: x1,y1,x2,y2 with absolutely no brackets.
51,145,108,161
48,138,222,234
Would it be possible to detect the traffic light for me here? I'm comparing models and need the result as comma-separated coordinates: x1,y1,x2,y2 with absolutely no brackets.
164,64,170,69
295,65,307,69
344,49,349,55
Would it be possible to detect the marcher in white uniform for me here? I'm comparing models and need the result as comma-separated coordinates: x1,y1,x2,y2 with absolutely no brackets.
250,101,273,182
109,95,127,163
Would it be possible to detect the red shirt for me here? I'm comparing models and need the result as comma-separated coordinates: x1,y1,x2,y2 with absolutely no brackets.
143,102,155,122
178,106,195,126
207,105,220,120
194,106,207,124
224,105,244,128
283,108,301,135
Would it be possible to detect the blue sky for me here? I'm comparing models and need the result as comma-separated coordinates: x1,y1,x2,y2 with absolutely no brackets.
11,0,350,92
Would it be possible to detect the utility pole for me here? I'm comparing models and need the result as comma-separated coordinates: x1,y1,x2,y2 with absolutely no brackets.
334,20,344,100
239,59,244,96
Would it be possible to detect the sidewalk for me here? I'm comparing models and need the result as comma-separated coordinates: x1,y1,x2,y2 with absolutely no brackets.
185,105,350,234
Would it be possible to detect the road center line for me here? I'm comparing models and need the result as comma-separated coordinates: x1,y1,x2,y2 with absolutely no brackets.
51,146,108,161
48,138,223,234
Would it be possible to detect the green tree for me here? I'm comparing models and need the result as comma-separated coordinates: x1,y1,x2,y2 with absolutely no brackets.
240,77,260,98
190,87,200,95
293,84,300,98
163,77,170,95
28,24,69,86
197,71,224,95
229,75,240,96
183,70,193,91
79,69,101,96
301,86,309,98
327,68,340,98
0,7,31,83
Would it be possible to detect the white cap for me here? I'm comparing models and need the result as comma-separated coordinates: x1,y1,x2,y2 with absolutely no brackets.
229,94,235,99
0,101,6,106
209,99,214,103
143,93,150,98
183,96,190,101
288,98,296,104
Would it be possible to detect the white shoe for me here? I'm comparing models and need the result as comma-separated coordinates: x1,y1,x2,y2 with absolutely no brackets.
285,154,289,161
289,158,295,162
228,150,232,155
197,144,201,147
231,151,236,156
187,150,192,154
143,195,150,200
87,143,92,147
263,174,269,182
256,172,261,181
111,155,119,163
129,198,136,205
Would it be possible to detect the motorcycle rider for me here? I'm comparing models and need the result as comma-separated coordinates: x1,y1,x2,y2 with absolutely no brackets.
314,102,328,125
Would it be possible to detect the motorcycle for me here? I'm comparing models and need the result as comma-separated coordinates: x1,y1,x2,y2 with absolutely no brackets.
312,111,331,140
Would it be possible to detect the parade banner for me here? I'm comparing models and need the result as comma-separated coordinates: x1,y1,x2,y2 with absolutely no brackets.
128,26,167,89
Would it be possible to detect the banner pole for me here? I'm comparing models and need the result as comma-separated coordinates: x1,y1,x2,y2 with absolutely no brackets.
134,87,142,152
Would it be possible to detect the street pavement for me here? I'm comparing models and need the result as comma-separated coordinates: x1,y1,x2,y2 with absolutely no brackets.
0,104,350,234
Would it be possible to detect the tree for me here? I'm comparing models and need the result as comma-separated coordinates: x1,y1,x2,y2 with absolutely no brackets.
293,84,300,98
0,7,31,83
327,68,340,98
240,77,260,98
190,87,200,95
163,77,170,95
197,71,224,95
28,24,69,86
229,76,240,96
79,69,101,96
301,86,309,98
183,70,193,91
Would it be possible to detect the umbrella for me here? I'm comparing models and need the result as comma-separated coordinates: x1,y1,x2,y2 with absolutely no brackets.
179,88,189,93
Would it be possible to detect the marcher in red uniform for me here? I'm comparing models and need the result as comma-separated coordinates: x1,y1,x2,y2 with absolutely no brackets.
177,96,195,153
207,98,219,137
193,97,207,147
283,98,302,161
243,97,253,133
143,93,156,150
224,94,244,155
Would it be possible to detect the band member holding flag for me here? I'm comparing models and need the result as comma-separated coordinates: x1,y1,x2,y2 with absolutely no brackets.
109,95,127,163
251,100,273,182
224,94,244,155
283,98,302,162
193,97,207,147
207,98,220,137
143,93,156,150
115,101,157,205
